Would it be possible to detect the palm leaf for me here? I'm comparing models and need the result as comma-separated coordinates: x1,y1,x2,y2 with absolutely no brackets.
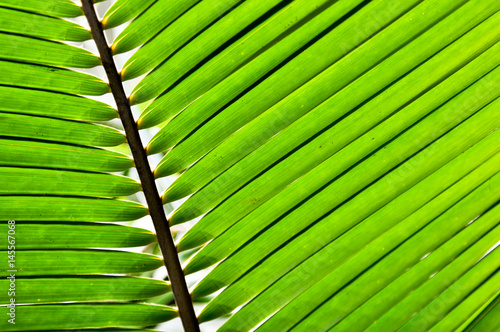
1,0,499,331
0,1,174,330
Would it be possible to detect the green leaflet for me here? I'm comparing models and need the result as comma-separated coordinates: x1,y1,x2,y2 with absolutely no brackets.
0,2,180,331
364,244,500,331
286,179,500,331
335,227,500,331
466,293,500,332
36,330,163,332
196,112,500,325
0,86,116,121
0,112,125,147
0,223,156,249
0,276,170,303
111,0,199,54
0,167,140,197
102,0,156,29
0,139,133,172
130,0,295,103
165,6,500,208
428,270,500,332
0,0,83,18
145,0,421,148
0,250,163,276
313,197,500,331
0,60,110,96
141,0,364,131
260,208,500,331
0,196,147,222
220,150,500,330
0,33,100,68
218,132,500,330
177,42,500,252
0,0,497,330
187,110,500,285
0,7,91,42
154,0,470,178
193,93,500,313
0,304,177,331
120,0,241,79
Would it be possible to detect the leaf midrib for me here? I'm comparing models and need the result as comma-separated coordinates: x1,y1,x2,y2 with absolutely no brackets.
80,1,199,331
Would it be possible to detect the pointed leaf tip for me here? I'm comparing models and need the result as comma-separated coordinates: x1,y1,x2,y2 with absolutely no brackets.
162,182,194,204
146,126,179,155
169,205,204,225
197,300,233,323
129,91,139,105
155,159,184,179
183,253,218,276
121,57,143,82
129,84,149,105
176,230,210,253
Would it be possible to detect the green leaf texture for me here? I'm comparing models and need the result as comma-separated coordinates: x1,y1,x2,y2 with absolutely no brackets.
0,4,176,331
116,0,500,329
1,0,499,330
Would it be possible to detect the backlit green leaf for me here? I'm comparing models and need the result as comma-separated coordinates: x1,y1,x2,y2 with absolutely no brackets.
0,303,177,331
139,0,365,129
0,0,83,18
0,250,163,276
0,139,133,172
0,196,147,222
155,0,474,177
0,7,91,41
120,0,241,77
0,112,125,147
0,60,110,96
0,86,116,121
0,33,100,68
102,0,156,29
0,277,170,304
0,167,140,197
0,223,156,249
